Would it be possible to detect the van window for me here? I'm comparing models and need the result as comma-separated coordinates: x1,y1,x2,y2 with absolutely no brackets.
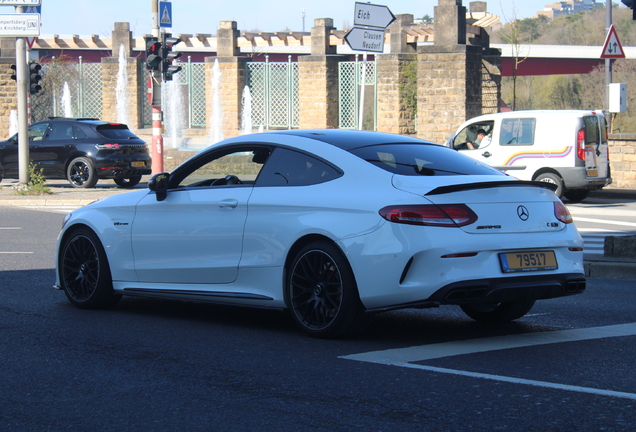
500,118,536,146
451,121,494,150
583,115,600,145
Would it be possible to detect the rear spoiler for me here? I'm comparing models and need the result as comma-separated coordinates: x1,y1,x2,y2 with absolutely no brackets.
425,180,557,196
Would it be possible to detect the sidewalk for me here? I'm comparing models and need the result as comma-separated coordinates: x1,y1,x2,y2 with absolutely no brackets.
1,180,635,280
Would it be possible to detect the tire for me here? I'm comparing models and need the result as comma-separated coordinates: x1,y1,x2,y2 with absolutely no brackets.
563,189,590,202
59,227,121,309
67,157,97,188
114,175,142,188
286,241,370,338
460,299,536,323
534,172,564,198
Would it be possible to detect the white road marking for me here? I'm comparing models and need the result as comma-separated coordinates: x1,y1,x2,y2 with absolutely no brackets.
0,252,33,254
341,323,636,400
0,227,21,230
574,216,636,228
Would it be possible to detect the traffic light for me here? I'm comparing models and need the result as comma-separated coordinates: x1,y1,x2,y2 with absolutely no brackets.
622,0,636,20
144,36,162,71
28,62,42,95
161,33,182,81
10,64,16,81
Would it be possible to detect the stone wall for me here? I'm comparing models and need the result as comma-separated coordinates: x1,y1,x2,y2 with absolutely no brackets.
608,135,636,189
101,57,143,130
0,60,16,139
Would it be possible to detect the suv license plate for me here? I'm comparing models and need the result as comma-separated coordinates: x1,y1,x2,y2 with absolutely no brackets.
131,161,145,168
499,251,558,273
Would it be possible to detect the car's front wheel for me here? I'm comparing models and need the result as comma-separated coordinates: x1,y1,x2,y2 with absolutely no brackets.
67,157,97,188
59,227,121,309
460,299,535,323
114,175,142,188
286,241,369,338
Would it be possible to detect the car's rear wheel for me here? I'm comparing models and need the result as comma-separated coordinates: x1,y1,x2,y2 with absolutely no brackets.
114,175,142,188
67,157,97,188
287,241,369,338
535,172,564,198
59,227,121,309
563,189,590,202
460,299,536,323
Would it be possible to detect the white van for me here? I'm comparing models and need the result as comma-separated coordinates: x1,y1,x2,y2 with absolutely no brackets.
446,110,612,201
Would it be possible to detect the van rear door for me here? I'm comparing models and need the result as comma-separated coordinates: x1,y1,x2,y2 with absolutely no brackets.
581,113,610,180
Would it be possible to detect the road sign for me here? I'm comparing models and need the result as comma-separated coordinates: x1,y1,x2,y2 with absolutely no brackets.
601,24,625,59
353,2,395,29
0,13,40,36
159,1,172,28
25,36,36,49
0,0,40,5
147,76,154,106
344,27,385,53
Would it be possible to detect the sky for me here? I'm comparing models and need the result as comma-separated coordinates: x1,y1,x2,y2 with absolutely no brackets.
1,0,627,39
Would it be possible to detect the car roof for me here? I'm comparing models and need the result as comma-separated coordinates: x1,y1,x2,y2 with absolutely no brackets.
262,129,433,150
40,117,118,127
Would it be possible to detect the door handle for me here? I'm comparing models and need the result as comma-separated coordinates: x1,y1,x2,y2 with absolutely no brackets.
217,199,238,208
481,151,491,158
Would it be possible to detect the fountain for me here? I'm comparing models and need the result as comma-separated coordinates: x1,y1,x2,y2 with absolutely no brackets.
240,85,252,135
9,110,18,136
61,82,73,117
163,73,187,148
115,44,129,125
209,59,224,144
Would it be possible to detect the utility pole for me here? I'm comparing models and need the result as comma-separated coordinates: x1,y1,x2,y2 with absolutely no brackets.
15,5,29,186
605,0,612,111
150,0,164,174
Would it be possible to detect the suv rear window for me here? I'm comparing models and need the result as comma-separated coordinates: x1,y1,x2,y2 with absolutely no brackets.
349,143,504,177
95,124,139,139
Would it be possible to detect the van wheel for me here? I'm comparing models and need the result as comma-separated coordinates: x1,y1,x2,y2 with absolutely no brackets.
563,189,590,202
535,172,564,198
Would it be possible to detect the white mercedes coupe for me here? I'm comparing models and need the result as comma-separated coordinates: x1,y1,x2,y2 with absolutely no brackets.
54,130,585,338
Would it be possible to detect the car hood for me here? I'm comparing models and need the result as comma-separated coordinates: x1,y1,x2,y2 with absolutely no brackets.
392,175,570,235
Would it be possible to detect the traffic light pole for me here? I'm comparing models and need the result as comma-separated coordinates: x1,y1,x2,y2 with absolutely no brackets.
150,0,164,174
15,5,29,186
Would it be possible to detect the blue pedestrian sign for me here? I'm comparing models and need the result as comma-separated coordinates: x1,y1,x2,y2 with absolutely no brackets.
159,1,172,28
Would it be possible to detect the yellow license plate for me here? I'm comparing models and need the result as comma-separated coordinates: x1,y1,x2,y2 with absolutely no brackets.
131,161,145,167
499,251,558,273
587,169,598,177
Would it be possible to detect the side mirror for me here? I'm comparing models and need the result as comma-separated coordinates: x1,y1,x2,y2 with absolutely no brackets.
148,172,169,201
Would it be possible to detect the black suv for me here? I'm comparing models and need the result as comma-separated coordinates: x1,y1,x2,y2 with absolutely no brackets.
0,118,152,188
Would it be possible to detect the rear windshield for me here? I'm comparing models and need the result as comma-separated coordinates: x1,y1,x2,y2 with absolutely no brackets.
349,143,505,176
583,115,601,145
96,124,139,139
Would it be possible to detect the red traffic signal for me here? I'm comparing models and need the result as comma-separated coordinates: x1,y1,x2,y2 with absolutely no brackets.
144,36,162,71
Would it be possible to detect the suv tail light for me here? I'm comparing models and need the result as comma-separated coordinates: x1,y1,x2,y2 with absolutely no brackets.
554,201,573,224
379,204,477,227
576,128,586,160
96,143,121,150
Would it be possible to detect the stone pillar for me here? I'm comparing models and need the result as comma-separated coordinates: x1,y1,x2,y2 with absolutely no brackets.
0,38,17,139
434,0,466,45
416,44,483,143
207,21,249,140
101,22,142,130
376,14,417,135
298,18,345,129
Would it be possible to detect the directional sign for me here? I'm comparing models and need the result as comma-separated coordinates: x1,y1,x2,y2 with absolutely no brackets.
159,1,172,28
0,0,40,5
354,2,396,29
344,27,385,53
0,13,39,36
601,24,625,59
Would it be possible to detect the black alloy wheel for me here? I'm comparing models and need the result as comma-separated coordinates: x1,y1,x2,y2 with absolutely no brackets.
287,241,369,338
59,228,121,309
67,157,98,188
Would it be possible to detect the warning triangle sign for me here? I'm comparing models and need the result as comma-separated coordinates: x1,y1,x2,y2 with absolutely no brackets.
601,24,625,59
161,6,171,25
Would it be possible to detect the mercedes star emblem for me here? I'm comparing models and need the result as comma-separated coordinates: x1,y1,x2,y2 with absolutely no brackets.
517,205,529,221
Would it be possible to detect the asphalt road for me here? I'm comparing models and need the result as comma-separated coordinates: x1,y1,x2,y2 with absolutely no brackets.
1,206,636,431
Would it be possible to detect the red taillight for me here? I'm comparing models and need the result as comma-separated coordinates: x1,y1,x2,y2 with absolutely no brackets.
576,128,586,160
554,201,573,224
379,204,478,227
96,143,121,150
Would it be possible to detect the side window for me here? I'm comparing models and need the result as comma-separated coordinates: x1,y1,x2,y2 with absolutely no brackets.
452,121,494,150
47,123,75,141
176,148,270,188
256,147,342,186
500,118,536,146
73,126,88,139
28,123,49,141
